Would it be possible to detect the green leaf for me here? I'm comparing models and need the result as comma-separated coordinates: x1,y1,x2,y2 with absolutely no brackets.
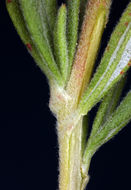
42,0,57,33
86,90,131,156
66,0,111,113
90,78,125,139
53,5,69,84
19,0,63,86
81,77,125,174
82,90,131,174
67,0,81,77
6,0,53,80
79,2,131,115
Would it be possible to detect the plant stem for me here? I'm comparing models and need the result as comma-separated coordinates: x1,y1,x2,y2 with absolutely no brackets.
49,83,90,190
57,117,89,190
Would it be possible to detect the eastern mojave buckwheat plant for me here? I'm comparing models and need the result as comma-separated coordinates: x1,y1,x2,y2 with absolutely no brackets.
6,0,131,190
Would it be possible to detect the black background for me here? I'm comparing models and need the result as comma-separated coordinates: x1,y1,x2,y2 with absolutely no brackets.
0,0,131,189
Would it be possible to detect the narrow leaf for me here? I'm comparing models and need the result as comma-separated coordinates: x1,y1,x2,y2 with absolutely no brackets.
82,90,131,174
54,5,69,84
19,0,63,86
67,0,111,109
79,3,131,115
6,0,53,80
89,78,125,144
42,0,57,33
38,0,53,46
67,0,81,76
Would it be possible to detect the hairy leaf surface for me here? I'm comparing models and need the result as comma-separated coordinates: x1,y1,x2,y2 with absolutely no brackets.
82,90,131,174
79,3,131,115
6,0,53,80
19,0,63,85
67,0,81,76
54,5,69,84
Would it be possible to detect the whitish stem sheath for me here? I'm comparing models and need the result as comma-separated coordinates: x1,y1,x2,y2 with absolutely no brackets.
58,117,89,190
49,82,89,190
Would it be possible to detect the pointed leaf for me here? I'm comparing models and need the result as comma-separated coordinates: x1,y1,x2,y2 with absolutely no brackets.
19,0,63,85
54,5,69,84
6,0,53,80
66,0,111,109
86,90,131,156
79,3,131,115
42,0,57,33
82,90,131,174
88,77,125,145
67,0,81,76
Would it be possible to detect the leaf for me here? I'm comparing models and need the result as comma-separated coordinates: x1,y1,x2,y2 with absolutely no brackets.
90,78,125,140
79,2,131,115
81,77,125,174
19,0,63,86
42,0,57,33
6,0,53,80
67,0,81,77
82,90,131,174
66,0,111,109
53,5,69,85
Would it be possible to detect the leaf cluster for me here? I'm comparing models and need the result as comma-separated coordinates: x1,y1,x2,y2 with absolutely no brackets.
6,0,84,86
6,0,131,175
